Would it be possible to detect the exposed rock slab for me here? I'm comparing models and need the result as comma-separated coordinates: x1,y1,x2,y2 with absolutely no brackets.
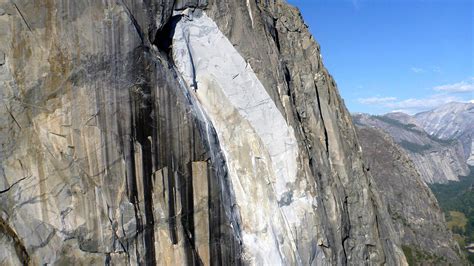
0,0,407,264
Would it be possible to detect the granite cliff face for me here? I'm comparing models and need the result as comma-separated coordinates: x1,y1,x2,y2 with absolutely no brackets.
415,102,474,166
353,112,469,183
0,0,406,265
356,126,465,265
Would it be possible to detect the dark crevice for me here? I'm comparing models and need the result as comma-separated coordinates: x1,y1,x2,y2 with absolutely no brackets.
12,3,32,32
131,82,156,265
308,159,337,261
147,11,244,264
341,195,351,265
155,14,199,91
5,104,22,129
314,83,330,153
118,0,145,44
272,18,281,52
262,12,281,52
126,43,158,265
127,85,143,263
372,211,387,264
0,175,30,194
0,218,30,266
187,164,195,246
284,62,311,158
181,161,197,260
165,92,178,245
152,16,182,61
105,253,111,265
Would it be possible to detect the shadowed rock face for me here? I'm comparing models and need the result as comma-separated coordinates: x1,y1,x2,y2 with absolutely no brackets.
356,126,466,265
0,0,406,264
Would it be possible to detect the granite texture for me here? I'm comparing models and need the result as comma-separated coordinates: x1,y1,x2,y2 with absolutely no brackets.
0,0,407,264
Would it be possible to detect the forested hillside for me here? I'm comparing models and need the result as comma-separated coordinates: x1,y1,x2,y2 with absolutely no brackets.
430,166,474,263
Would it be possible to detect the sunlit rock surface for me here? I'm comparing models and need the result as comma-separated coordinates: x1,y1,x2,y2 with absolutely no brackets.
0,0,407,264
415,102,474,166
353,112,469,183
173,12,305,264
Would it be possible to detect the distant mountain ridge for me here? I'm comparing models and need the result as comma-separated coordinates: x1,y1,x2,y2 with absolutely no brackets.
353,102,473,183
415,102,474,166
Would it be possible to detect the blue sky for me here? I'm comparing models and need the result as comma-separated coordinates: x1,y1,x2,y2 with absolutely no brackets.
287,0,473,114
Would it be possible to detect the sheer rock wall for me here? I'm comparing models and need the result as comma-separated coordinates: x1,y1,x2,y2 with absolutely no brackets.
0,0,406,265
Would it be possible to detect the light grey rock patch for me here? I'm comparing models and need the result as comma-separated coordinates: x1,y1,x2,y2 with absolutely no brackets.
173,11,306,264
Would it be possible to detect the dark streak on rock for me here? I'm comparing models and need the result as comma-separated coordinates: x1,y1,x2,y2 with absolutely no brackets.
130,53,156,265
0,175,30,194
11,2,32,32
0,218,31,266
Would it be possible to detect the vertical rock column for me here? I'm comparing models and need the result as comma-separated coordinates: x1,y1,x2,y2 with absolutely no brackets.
192,162,210,265
152,167,187,265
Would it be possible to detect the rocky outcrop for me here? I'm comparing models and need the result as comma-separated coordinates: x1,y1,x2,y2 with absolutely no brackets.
353,113,469,183
0,0,406,264
356,126,466,265
415,102,474,166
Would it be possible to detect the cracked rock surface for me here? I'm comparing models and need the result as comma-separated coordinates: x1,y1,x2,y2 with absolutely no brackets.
0,0,407,265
